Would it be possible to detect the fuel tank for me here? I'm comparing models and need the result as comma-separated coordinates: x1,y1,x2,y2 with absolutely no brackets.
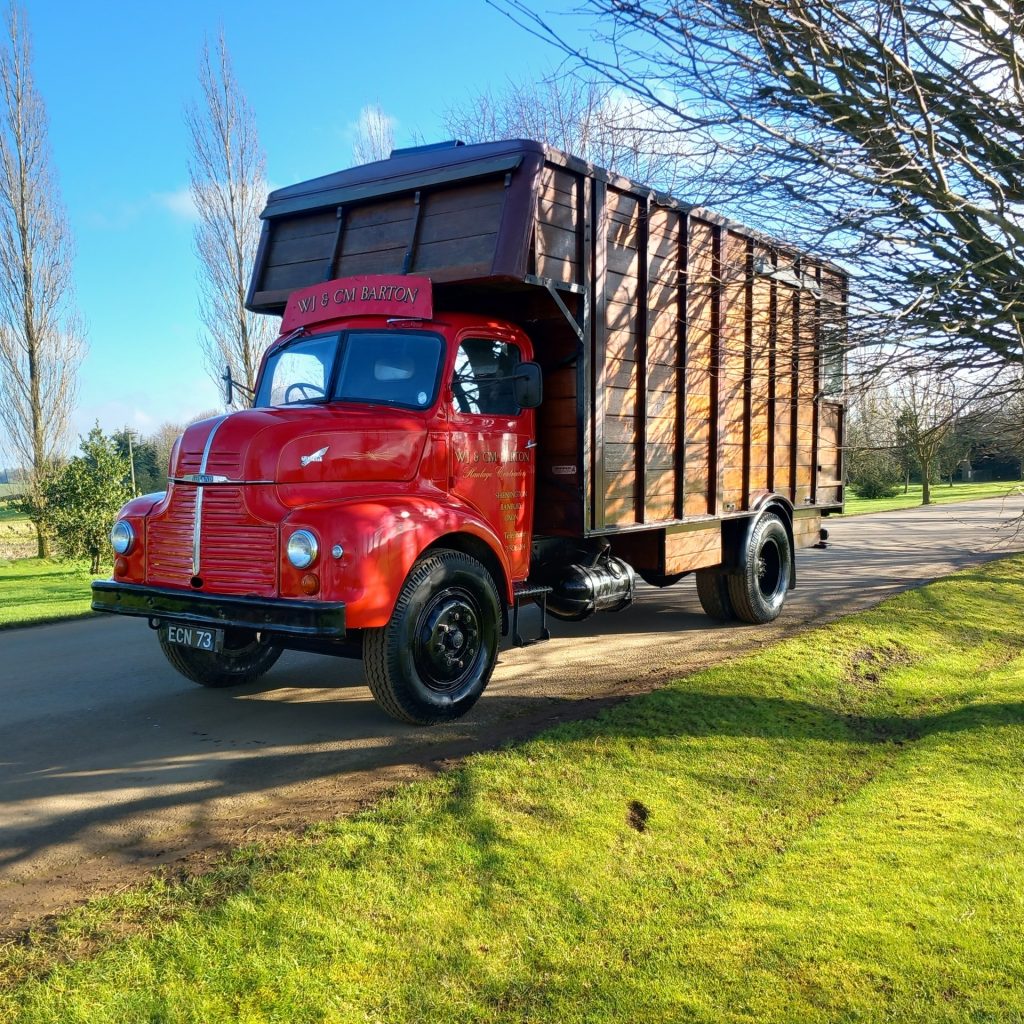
546,556,636,622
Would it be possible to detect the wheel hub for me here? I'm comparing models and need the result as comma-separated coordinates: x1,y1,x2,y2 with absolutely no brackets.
415,592,481,691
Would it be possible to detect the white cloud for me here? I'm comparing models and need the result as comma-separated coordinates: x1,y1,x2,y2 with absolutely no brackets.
154,187,199,222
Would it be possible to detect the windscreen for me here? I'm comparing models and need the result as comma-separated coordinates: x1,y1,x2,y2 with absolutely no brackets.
255,330,443,411
333,331,443,410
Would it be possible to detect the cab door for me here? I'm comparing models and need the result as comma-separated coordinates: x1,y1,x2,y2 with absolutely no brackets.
448,333,536,581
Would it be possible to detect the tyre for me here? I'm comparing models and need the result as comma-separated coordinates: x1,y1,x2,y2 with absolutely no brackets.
727,512,792,624
695,568,736,621
637,569,687,589
158,628,282,688
363,549,500,725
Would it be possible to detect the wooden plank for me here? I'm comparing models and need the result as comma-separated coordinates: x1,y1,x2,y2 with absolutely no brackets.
665,524,721,573
418,202,504,245
605,411,639,446
410,234,498,273
269,210,339,242
265,232,337,269
607,244,640,277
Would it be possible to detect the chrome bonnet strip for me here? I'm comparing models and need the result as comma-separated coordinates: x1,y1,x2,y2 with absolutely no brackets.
192,415,229,576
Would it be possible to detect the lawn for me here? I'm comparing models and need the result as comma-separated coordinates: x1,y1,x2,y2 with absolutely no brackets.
842,478,1022,516
0,557,103,628
2,555,1022,1023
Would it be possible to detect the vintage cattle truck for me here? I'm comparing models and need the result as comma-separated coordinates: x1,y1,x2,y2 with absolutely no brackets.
92,139,846,724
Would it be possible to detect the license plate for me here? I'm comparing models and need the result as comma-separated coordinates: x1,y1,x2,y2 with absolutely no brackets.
162,623,224,653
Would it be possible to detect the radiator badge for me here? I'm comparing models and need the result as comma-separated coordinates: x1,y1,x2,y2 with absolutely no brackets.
300,445,329,467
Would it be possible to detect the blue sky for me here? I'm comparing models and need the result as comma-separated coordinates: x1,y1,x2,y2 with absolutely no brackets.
22,0,586,450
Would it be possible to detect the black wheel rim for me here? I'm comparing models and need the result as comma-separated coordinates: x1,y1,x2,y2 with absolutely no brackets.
756,538,784,599
413,587,482,693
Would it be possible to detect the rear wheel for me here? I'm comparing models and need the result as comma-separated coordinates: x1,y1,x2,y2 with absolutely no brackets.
695,568,736,621
158,628,282,688
637,569,687,589
727,512,792,623
363,550,500,725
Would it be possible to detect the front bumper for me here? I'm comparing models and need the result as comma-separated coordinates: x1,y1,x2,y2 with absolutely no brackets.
91,580,346,639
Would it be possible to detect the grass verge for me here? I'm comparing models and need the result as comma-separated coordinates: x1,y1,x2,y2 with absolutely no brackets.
2,557,1024,1022
842,479,1022,515
0,558,102,629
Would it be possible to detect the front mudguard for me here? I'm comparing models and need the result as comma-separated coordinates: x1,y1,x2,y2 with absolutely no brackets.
280,493,512,629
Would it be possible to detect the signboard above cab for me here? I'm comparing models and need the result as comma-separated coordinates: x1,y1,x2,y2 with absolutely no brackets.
281,275,433,332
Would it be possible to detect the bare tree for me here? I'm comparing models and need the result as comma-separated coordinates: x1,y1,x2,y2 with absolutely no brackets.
0,7,84,556
186,34,274,404
493,0,1024,375
442,73,701,195
351,102,395,165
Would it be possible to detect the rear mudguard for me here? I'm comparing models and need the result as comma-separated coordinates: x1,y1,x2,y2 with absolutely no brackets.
280,493,513,629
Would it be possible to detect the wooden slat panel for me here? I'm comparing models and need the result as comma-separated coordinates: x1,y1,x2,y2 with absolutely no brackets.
409,234,498,274
605,357,635,392
269,210,338,242
418,202,503,246
605,412,639,446
644,442,677,470
266,231,336,268
793,513,823,548
607,244,640,277
665,525,721,573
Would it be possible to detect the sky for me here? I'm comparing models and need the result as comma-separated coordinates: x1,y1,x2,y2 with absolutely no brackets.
17,0,589,457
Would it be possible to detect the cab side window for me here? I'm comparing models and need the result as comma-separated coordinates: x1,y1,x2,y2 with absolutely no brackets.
451,338,521,415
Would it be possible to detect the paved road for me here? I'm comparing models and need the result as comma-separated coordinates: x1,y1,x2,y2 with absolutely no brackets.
2,494,1022,931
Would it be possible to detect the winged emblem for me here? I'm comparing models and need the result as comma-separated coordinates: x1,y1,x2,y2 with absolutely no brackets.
300,445,329,467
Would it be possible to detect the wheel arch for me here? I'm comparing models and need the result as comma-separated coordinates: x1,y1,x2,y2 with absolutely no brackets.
722,494,797,589
422,532,511,635
285,493,513,629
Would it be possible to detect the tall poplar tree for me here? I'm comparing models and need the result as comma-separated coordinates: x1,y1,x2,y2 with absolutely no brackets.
0,5,84,557
186,33,273,405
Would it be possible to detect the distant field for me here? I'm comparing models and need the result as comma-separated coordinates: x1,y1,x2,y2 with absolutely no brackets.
0,503,35,559
0,558,101,628
843,479,1021,516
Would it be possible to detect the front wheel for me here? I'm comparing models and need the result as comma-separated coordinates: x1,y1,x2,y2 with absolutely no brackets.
158,628,282,687
727,513,793,624
363,550,501,725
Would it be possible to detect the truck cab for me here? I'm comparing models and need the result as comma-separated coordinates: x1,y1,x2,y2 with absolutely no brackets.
93,275,543,724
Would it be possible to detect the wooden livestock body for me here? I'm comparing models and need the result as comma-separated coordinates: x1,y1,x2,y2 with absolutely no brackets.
248,140,846,577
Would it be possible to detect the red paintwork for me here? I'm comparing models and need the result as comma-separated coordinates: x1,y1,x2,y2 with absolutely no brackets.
124,308,537,630
281,275,433,333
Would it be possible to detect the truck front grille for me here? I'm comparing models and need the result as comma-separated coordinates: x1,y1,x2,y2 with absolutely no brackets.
147,484,277,596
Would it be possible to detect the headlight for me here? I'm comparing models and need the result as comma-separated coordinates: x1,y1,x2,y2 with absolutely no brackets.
110,520,135,555
286,529,319,569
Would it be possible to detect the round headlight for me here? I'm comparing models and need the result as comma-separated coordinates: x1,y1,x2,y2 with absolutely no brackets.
286,529,319,569
110,520,135,555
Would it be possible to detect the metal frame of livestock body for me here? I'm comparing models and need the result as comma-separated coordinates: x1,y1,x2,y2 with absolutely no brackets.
247,139,846,581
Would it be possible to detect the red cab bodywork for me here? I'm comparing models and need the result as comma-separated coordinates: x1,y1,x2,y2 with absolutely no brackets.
111,276,536,631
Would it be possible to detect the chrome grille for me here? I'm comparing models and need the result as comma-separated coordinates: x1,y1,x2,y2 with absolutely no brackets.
147,484,278,595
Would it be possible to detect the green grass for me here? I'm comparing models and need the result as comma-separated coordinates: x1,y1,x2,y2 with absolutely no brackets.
843,478,1022,515
3,557,1024,1022
0,557,102,628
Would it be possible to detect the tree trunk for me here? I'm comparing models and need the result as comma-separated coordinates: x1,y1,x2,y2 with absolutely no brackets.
921,471,932,505
34,520,48,558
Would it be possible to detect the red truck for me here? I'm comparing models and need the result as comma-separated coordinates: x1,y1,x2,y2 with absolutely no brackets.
92,140,845,724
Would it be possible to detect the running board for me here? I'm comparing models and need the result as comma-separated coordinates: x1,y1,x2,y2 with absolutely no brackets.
511,583,552,647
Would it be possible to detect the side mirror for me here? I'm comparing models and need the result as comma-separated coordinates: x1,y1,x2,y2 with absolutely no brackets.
221,364,255,408
513,361,543,409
